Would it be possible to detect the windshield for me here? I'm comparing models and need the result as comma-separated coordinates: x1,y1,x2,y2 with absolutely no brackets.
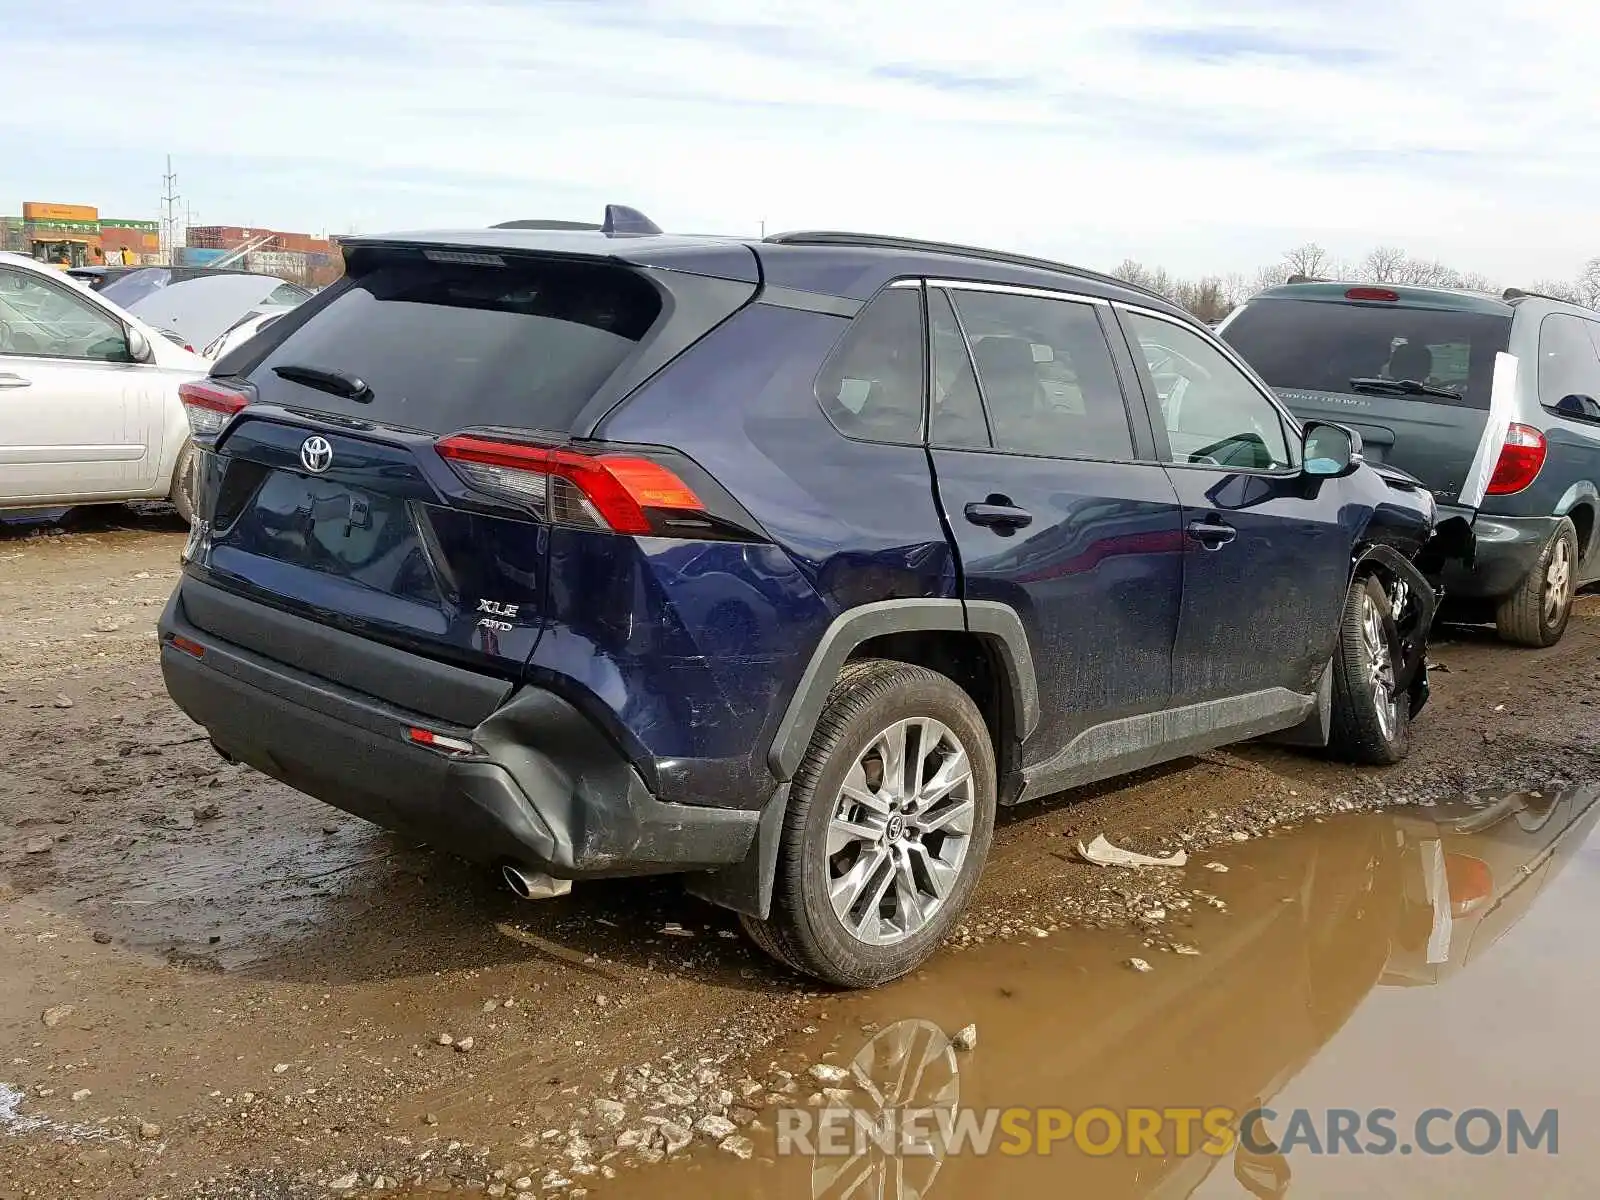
1223,298,1512,411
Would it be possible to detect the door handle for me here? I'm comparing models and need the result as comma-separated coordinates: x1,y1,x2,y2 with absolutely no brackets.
1186,519,1236,549
0,373,31,389
965,502,1033,530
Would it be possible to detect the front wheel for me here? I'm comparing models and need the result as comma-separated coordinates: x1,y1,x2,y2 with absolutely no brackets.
741,659,996,988
1327,575,1410,766
1495,518,1578,647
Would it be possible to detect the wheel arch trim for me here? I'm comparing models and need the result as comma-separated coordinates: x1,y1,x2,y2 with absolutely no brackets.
766,598,1039,783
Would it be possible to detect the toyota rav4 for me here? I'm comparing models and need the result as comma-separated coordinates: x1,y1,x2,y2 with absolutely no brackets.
159,208,1454,987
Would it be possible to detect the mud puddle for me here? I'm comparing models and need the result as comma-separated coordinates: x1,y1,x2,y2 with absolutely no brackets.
574,786,1600,1200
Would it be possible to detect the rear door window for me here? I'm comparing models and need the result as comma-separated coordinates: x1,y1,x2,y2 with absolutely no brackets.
948,288,1134,461
815,287,925,444
1223,299,1511,410
248,254,662,432
1538,314,1600,408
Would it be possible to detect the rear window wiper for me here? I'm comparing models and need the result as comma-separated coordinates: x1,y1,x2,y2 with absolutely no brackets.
272,363,374,403
1349,376,1462,401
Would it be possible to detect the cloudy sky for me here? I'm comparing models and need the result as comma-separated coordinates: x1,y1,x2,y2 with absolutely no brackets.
9,0,1597,282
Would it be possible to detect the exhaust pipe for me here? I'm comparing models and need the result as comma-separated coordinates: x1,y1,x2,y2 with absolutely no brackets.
502,865,573,901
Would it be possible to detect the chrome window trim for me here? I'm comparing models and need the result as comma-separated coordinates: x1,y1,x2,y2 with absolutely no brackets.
927,278,1111,306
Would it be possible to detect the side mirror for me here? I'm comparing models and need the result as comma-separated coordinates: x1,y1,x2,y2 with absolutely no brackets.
125,326,154,364
1303,421,1364,478
1556,393,1600,422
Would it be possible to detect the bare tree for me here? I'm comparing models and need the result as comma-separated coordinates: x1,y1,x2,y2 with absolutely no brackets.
1361,246,1406,283
1528,278,1584,303
1390,257,1451,287
1172,277,1232,323
1283,242,1331,279
1112,259,1155,289
1577,258,1600,308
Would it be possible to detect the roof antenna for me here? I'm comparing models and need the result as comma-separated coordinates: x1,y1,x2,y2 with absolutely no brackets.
602,205,662,237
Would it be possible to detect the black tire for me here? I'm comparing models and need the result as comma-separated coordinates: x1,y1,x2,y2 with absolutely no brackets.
740,659,996,988
1327,575,1410,766
168,440,198,526
1495,518,1578,648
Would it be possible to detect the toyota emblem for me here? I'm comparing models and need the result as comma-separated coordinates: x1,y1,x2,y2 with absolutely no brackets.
300,435,334,474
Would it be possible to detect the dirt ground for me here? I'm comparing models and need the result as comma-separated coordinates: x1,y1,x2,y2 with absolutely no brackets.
2,507,1597,1199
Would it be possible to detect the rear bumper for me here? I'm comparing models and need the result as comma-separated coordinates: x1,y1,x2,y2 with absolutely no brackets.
1439,512,1559,599
158,584,758,879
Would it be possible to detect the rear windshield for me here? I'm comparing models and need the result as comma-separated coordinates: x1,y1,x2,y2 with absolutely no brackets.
247,254,661,432
1223,298,1511,410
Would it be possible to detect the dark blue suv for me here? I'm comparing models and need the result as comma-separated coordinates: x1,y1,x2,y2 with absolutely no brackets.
160,209,1450,987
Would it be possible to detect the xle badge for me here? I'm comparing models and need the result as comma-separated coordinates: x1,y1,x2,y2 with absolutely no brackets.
476,599,519,632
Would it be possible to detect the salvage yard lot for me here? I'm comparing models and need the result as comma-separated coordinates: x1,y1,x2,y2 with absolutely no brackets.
2,509,1599,1198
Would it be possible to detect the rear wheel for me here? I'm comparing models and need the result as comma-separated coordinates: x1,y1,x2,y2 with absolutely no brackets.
741,659,995,988
1495,518,1578,647
168,440,198,526
1328,575,1410,766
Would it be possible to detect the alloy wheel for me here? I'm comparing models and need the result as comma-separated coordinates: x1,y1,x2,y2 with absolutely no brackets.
1360,591,1400,741
1545,537,1573,626
826,718,975,946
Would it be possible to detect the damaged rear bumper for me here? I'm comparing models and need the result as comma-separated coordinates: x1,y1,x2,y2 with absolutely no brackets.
158,583,758,879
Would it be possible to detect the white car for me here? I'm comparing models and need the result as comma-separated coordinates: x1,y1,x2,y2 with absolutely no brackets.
0,253,206,522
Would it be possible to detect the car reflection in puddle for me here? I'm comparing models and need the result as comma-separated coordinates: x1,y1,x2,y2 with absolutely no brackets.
595,785,1600,1200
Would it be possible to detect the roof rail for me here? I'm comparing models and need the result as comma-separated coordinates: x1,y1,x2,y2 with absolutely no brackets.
1285,273,1336,285
490,204,663,237
763,230,1175,308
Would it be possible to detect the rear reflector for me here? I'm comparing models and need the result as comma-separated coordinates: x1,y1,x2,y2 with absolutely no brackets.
405,727,476,756
435,435,704,535
166,634,206,659
1486,422,1547,495
1345,286,1399,302
179,378,253,437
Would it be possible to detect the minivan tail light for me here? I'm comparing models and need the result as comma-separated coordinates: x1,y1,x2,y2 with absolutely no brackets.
435,435,705,536
179,378,254,437
1345,286,1399,302
1486,423,1547,495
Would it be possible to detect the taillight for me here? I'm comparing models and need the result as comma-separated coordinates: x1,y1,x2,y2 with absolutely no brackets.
435,435,707,536
1345,286,1399,302
1486,422,1547,495
179,378,253,437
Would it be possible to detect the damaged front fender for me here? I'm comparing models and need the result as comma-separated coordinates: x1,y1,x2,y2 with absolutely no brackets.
1353,543,1437,718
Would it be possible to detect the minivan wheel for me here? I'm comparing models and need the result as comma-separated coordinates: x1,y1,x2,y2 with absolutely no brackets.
1327,575,1410,766
741,659,996,988
168,440,198,526
1495,518,1578,648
